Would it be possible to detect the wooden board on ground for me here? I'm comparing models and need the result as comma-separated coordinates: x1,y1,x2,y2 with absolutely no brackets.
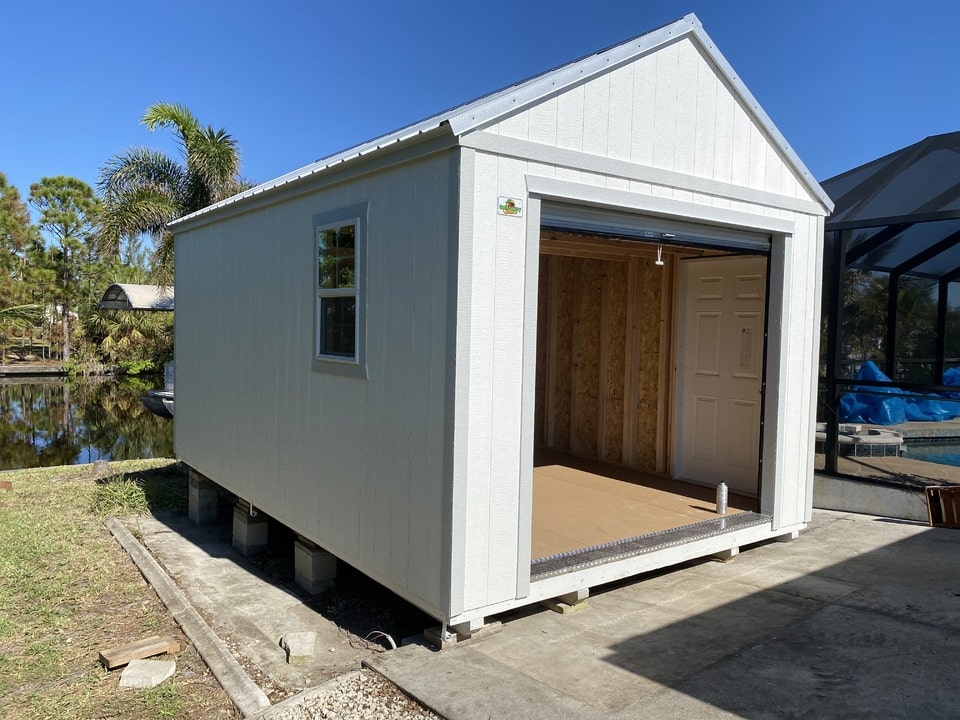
98,635,180,669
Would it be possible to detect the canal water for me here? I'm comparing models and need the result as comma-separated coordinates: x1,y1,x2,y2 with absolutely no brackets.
0,376,173,470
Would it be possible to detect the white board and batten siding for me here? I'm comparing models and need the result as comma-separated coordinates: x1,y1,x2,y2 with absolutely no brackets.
448,32,828,621
172,14,832,629
175,149,456,620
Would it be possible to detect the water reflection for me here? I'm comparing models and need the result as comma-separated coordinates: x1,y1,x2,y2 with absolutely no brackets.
0,376,174,470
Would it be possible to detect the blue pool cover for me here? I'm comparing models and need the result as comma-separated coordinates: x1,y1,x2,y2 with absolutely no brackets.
840,361,960,425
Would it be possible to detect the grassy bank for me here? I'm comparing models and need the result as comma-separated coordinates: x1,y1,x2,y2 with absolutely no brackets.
0,460,238,719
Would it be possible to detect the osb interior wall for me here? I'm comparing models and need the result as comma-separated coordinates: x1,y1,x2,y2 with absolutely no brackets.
535,251,664,472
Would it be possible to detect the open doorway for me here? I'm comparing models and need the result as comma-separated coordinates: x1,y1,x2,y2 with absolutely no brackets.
531,227,768,564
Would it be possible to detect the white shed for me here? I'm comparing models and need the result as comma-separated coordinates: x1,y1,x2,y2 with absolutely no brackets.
171,14,832,638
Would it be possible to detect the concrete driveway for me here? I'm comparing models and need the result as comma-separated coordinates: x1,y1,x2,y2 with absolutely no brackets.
368,510,960,719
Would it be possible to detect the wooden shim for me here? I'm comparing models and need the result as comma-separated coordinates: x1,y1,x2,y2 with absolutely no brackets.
926,486,960,529
98,635,180,670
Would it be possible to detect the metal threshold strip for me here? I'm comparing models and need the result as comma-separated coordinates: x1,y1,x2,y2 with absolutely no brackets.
530,511,772,581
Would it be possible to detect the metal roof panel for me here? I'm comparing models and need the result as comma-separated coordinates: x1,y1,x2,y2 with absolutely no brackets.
99,283,174,311
171,13,831,230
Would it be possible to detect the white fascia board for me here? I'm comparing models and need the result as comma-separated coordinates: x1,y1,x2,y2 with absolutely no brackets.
463,132,825,217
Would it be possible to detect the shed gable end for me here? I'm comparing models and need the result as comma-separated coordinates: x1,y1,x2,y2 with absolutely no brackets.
479,36,811,204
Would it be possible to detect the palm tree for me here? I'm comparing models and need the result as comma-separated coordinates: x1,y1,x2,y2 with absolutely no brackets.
98,103,250,283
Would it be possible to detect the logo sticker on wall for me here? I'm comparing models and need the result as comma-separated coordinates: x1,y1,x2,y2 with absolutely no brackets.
497,197,523,217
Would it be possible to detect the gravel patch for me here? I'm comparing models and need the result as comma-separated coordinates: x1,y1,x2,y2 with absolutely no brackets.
255,669,440,720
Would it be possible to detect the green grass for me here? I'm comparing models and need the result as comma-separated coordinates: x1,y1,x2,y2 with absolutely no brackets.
0,459,237,720
89,464,189,518
144,684,186,717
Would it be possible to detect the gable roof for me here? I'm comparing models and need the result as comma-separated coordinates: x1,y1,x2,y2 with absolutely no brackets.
822,131,960,230
820,131,960,280
170,13,831,230
99,283,174,311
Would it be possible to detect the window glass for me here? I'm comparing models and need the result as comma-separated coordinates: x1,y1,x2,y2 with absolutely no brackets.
320,297,356,357
316,221,359,359
318,225,356,290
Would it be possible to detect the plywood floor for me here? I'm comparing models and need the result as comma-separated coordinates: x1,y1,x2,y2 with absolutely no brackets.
532,453,756,560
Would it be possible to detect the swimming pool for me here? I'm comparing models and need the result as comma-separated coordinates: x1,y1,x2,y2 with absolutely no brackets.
905,442,960,468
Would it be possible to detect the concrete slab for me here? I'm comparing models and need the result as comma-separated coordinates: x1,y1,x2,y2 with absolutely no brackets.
107,518,272,716
368,511,960,719
366,645,604,720
134,513,382,697
119,659,176,689
129,507,960,719
616,602,959,719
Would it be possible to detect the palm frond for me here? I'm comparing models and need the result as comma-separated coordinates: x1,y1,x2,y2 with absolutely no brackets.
150,236,175,288
141,102,201,154
98,148,187,202
0,304,43,325
97,186,181,258
184,126,242,209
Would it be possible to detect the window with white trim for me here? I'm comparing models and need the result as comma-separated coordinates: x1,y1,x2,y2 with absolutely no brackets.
314,205,366,369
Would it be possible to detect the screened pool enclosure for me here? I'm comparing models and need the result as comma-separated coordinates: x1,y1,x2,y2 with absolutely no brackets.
820,131,960,478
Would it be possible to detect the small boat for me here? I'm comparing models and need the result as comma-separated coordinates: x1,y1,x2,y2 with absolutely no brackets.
142,389,174,418
141,361,175,419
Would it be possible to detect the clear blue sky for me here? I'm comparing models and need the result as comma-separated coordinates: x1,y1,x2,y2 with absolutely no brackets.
2,0,957,210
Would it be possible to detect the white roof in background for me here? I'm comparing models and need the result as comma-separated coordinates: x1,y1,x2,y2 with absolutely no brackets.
170,13,831,229
99,283,174,311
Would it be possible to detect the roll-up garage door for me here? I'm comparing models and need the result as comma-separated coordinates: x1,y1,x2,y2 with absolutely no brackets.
540,202,771,253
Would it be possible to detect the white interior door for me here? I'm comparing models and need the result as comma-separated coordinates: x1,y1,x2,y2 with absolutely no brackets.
675,255,766,495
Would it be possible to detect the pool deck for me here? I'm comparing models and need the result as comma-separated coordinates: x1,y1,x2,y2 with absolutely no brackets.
815,452,960,485
876,417,960,439
816,418,960,487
